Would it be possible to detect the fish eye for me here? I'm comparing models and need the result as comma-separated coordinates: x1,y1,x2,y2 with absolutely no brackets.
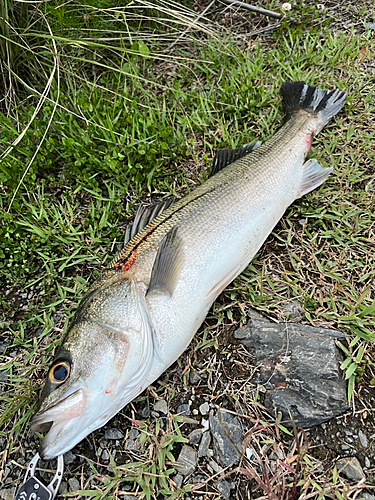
49,361,70,384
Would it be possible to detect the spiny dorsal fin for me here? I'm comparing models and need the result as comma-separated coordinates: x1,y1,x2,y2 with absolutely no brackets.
147,227,184,297
123,198,175,247
210,141,262,177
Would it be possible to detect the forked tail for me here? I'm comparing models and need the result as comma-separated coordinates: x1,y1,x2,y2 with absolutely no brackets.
280,81,347,127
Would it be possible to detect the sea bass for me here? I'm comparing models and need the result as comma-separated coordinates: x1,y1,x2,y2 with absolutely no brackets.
31,81,347,459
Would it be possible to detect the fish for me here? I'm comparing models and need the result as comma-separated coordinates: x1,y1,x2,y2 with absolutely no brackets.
31,81,347,459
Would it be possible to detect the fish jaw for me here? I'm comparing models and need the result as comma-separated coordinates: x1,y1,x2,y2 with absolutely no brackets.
31,278,155,459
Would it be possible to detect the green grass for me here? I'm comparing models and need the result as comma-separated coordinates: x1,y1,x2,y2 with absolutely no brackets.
1,0,375,498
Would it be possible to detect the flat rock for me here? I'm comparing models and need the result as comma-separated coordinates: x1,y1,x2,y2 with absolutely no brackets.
188,429,203,445
214,480,234,500
198,431,211,457
154,399,168,415
337,457,365,481
235,309,349,427
209,410,243,467
105,428,124,440
175,445,197,476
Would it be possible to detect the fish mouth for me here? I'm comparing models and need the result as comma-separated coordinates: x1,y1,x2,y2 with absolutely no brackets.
30,388,86,458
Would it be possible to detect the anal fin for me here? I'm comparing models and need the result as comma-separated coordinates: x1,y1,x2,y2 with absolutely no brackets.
297,159,333,198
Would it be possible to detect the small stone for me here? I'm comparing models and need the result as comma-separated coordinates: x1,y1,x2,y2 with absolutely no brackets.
210,410,243,467
365,457,371,468
63,451,76,465
190,370,201,384
214,480,233,500
59,482,68,494
105,428,124,440
208,460,223,474
177,404,190,416
102,449,110,460
128,428,139,440
198,431,211,458
192,409,199,415
281,301,304,322
173,474,184,488
199,402,209,416
365,22,375,29
341,445,350,451
96,446,103,458
0,489,14,500
188,429,203,445
361,493,375,500
176,445,197,476
337,457,365,481
68,477,80,492
359,430,369,448
154,399,168,415
139,406,150,418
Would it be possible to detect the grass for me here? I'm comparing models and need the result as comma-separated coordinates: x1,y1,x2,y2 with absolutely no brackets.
0,0,375,498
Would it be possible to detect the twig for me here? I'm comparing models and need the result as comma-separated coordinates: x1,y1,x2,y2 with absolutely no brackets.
221,0,282,19
166,0,216,50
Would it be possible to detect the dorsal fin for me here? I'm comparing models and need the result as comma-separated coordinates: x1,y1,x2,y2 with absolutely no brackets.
210,141,262,177
123,198,175,247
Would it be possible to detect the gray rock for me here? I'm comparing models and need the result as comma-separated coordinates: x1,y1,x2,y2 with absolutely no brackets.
128,428,139,440
105,428,124,440
177,404,190,416
154,399,168,415
198,431,211,458
96,447,103,458
337,457,365,481
365,457,371,468
190,371,201,385
236,309,349,427
173,474,184,488
176,445,197,476
214,480,233,500
63,451,76,465
0,489,14,500
210,410,243,467
102,449,110,460
59,482,68,494
139,406,150,418
0,371,9,383
209,459,223,474
188,429,203,445
0,343,9,355
68,477,80,491
359,430,369,448
199,402,210,416
361,493,375,500
365,22,375,29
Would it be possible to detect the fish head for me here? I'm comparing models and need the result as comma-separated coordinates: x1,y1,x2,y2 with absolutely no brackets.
31,276,153,459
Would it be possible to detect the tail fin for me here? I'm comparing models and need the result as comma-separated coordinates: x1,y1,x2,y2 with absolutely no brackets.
280,81,347,126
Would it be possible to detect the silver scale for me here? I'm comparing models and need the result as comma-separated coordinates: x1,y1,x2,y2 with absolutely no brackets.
13,454,64,500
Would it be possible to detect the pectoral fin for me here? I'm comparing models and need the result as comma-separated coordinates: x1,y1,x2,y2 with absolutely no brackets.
297,159,333,198
147,227,184,297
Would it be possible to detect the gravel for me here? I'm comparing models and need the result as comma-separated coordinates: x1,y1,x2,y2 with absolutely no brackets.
176,445,197,476
105,428,124,440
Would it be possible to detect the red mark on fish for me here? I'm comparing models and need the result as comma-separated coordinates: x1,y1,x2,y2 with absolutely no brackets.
116,248,138,272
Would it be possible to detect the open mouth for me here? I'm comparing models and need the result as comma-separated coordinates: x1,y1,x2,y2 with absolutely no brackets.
30,388,85,434
30,419,54,433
